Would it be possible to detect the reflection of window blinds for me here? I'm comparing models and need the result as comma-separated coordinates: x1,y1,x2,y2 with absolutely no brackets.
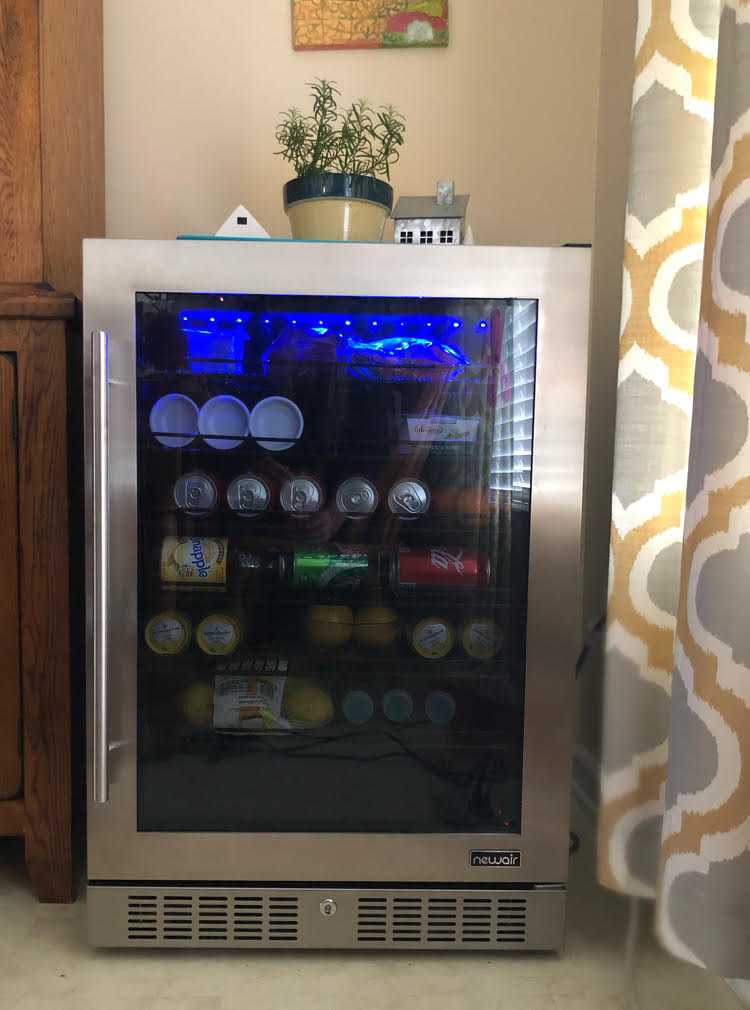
491,300,538,493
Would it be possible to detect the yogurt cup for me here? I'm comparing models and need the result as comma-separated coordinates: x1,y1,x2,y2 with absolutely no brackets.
198,395,251,450
149,394,199,448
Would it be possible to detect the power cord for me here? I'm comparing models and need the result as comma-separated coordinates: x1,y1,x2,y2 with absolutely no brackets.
575,614,606,678
624,897,644,1010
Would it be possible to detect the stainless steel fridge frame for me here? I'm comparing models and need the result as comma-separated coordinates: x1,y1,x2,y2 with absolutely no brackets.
83,239,590,950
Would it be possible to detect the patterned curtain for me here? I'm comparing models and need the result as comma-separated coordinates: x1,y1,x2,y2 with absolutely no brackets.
599,0,750,979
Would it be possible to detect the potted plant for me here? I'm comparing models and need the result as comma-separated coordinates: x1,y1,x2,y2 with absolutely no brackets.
275,79,406,242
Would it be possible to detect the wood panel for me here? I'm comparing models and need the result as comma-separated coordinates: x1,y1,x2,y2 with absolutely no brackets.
0,0,43,282
15,318,72,901
0,282,75,320
39,0,105,297
0,351,21,798
0,798,24,834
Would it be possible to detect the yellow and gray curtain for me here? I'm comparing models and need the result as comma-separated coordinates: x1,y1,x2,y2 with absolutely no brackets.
599,0,750,979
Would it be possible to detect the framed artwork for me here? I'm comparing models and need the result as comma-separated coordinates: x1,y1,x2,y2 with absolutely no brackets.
292,1,449,51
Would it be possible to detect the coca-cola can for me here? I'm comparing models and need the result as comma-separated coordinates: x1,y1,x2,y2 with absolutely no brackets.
173,471,219,517
226,473,271,518
335,477,379,518
280,475,324,516
388,478,430,519
395,546,491,588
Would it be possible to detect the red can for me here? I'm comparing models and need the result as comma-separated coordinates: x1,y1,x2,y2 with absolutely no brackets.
395,546,491,589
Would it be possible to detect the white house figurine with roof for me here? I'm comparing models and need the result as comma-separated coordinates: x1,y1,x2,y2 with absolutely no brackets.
215,204,269,239
392,181,469,245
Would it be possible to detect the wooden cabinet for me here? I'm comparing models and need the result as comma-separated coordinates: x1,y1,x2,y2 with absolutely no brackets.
0,0,104,298
0,285,75,901
0,353,22,801
0,0,103,900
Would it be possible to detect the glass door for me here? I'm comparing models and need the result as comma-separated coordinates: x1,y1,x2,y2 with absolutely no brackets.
135,292,537,834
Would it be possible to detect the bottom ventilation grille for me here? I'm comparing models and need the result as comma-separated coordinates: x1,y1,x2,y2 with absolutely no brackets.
356,895,527,946
127,893,299,944
111,887,553,949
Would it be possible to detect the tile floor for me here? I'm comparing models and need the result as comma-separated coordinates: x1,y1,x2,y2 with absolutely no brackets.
0,813,743,1010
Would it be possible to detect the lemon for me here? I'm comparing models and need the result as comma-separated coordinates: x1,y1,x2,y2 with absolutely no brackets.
354,605,399,647
284,682,334,728
180,682,214,727
304,605,353,648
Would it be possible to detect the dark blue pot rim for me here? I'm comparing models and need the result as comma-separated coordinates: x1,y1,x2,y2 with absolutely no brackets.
284,173,394,212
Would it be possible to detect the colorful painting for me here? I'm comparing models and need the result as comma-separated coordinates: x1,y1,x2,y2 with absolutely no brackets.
292,1,449,51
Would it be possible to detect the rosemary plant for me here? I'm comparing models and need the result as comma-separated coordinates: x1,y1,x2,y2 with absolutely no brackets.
275,79,406,181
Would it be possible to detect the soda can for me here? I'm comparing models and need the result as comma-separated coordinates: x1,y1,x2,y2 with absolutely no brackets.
173,471,219,517
388,478,430,519
227,473,271,518
395,546,491,588
280,476,324,516
335,477,379,518
292,546,373,589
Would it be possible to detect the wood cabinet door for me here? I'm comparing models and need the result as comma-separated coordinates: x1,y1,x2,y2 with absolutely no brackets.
0,352,21,798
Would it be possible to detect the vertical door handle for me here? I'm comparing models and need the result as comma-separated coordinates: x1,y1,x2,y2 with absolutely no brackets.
92,331,110,803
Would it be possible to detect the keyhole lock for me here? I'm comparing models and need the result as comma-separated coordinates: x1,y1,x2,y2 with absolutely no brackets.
320,898,337,917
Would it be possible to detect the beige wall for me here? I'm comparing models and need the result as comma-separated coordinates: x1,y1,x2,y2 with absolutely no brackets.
577,0,638,761
104,0,603,244
104,0,633,764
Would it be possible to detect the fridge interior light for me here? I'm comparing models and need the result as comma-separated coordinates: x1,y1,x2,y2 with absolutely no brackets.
176,308,476,378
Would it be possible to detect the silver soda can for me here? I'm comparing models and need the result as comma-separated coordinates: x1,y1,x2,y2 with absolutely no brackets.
280,475,324,516
173,471,219,516
335,477,379,518
388,478,430,519
226,473,271,518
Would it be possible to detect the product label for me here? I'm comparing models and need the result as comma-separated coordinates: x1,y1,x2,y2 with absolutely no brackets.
413,619,453,658
145,613,190,655
213,675,288,731
197,616,240,656
429,547,466,574
417,623,447,649
466,621,501,658
292,547,369,588
470,850,522,868
161,537,228,585
406,415,479,443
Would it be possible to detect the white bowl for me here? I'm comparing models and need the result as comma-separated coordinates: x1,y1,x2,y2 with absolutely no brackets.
249,396,304,451
198,395,251,450
149,394,199,448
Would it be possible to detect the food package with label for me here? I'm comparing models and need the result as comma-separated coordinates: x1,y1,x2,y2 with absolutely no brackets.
460,617,503,659
398,414,481,455
213,675,334,733
409,616,456,660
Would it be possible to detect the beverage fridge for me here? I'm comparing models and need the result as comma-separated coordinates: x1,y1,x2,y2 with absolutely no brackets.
83,239,590,950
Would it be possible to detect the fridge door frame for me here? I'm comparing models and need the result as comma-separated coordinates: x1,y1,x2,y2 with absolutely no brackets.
84,239,590,885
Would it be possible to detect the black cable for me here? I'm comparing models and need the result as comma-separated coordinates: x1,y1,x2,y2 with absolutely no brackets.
575,613,606,678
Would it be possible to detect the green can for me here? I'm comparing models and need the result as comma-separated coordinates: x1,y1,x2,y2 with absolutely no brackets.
291,546,375,589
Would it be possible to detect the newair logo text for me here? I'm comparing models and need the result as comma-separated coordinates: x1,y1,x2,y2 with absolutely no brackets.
470,850,522,867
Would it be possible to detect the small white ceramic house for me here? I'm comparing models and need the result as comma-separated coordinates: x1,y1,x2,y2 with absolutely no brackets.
392,181,469,245
215,204,269,239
